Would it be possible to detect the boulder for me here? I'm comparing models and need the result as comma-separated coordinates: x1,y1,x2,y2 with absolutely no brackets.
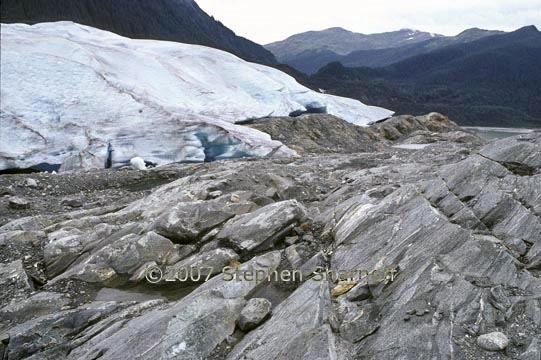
24,178,38,188
216,200,307,252
476,332,509,351
8,196,30,210
150,200,236,243
236,298,272,331
61,197,84,208
44,224,116,278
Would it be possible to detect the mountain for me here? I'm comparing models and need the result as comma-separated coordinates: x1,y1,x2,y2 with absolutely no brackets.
0,0,277,65
335,28,504,69
266,27,443,61
0,22,392,171
312,26,541,127
271,28,503,74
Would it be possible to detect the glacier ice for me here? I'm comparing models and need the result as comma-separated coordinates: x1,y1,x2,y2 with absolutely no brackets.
0,22,394,171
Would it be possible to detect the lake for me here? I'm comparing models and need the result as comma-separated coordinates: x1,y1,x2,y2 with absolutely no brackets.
462,127,537,141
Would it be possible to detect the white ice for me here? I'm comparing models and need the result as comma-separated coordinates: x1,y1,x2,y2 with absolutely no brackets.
0,22,393,170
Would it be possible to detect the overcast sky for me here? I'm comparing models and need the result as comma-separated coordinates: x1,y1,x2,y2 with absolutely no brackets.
197,0,541,44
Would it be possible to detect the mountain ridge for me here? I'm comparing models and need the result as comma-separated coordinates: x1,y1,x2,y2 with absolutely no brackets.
312,26,541,127
0,0,277,65
269,27,504,74
266,27,443,62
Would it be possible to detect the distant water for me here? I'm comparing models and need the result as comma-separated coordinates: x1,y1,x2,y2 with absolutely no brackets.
463,127,536,141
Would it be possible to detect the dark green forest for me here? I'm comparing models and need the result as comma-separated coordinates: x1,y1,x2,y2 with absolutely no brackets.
312,26,541,127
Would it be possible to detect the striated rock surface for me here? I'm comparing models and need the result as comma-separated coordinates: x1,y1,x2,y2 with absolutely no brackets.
0,127,540,359
480,132,541,175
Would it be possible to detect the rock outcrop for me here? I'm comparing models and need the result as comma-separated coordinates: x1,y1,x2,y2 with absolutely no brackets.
480,132,541,175
246,112,484,155
373,112,483,145
1,129,539,359
245,114,380,154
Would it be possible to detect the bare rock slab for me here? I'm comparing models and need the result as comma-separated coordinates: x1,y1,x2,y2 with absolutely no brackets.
479,132,541,174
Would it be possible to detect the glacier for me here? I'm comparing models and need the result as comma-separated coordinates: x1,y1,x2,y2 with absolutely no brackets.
0,22,394,171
